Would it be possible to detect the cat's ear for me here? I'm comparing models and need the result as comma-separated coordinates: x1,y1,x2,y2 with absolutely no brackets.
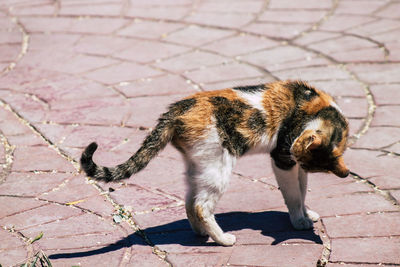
306,133,322,150
332,156,350,178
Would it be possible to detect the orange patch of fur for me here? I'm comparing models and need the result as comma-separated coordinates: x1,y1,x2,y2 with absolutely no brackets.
301,89,333,115
177,89,239,145
262,81,295,138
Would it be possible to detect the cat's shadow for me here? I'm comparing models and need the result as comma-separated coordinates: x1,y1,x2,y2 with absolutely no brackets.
49,211,322,259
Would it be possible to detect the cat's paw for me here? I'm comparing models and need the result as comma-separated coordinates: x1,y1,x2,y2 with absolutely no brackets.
306,209,320,222
215,233,236,247
291,216,314,230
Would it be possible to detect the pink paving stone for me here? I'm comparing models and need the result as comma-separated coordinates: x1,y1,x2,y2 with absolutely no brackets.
22,213,118,238
0,202,83,230
0,44,20,61
351,127,400,149
155,50,229,73
45,247,126,267
128,252,170,267
0,228,25,250
126,6,190,20
331,47,386,62
244,22,311,39
273,65,351,81
46,53,120,75
269,0,332,9
309,80,366,97
0,172,70,196
307,193,398,217
134,205,188,231
0,65,58,88
335,97,368,118
0,196,45,218
74,194,116,218
328,264,389,267
46,98,131,125
83,62,162,85
73,35,133,56
376,2,400,19
185,12,254,29
347,63,400,84
368,175,400,190
125,94,186,127
234,153,275,181
196,1,263,13
266,56,331,72
28,33,81,52
37,231,127,250
21,76,117,104
330,237,400,264
109,185,178,213
242,45,314,67
259,10,327,23
130,0,192,6
167,252,231,267
7,133,48,146
348,118,364,137
309,35,377,54
0,246,28,267
115,74,198,97
228,243,322,266
59,3,122,16
164,25,235,47
319,15,377,32
12,146,75,172
39,175,99,204
45,124,135,150
391,190,400,203
216,175,286,213
117,20,184,40
201,75,276,91
9,3,56,15
0,30,20,44
28,16,128,34
185,62,264,84
294,31,341,46
371,106,400,127
347,18,400,36
323,212,400,238
306,172,372,199
335,0,388,15
113,40,190,64
120,150,187,198
344,149,400,180
370,28,400,44
203,34,278,57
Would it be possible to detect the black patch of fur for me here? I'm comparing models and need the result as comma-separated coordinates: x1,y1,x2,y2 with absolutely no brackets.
233,84,266,93
271,109,313,170
287,81,318,104
209,96,251,157
247,109,266,135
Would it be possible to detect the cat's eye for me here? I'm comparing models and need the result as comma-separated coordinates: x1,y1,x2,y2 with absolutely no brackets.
305,90,312,96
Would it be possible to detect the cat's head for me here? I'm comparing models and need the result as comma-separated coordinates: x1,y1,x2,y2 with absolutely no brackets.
291,107,350,178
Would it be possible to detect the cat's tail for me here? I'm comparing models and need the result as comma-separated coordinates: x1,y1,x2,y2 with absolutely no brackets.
80,117,174,182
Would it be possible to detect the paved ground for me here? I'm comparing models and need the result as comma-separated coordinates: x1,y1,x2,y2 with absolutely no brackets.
0,0,400,266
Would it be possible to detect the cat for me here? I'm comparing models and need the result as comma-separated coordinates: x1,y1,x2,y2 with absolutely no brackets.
80,80,349,246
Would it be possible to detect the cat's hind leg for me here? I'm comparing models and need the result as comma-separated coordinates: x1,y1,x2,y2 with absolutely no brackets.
272,160,313,230
185,145,236,246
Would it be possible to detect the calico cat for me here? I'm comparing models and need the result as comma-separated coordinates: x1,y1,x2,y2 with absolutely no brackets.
81,80,349,246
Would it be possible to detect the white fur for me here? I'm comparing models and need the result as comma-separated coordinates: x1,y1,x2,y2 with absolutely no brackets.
184,124,237,246
235,90,266,113
272,160,317,230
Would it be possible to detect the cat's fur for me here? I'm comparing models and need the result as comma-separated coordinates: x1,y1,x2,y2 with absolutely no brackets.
81,80,349,246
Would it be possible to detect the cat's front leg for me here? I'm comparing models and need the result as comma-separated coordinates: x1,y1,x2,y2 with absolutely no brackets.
272,160,313,230
298,167,320,222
